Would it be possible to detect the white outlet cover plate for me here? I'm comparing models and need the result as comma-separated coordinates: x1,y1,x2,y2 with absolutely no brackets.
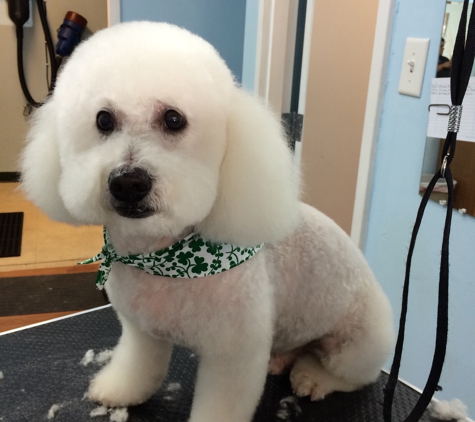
398,37,430,98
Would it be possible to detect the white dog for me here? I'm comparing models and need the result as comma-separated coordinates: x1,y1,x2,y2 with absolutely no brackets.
20,22,394,422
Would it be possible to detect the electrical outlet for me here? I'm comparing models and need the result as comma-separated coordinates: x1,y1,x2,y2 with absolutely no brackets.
398,38,430,98
0,0,33,27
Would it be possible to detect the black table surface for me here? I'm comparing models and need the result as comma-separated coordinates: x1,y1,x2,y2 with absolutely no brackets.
0,306,433,422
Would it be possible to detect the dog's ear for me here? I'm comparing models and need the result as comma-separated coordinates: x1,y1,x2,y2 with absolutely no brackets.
20,99,80,225
196,89,301,246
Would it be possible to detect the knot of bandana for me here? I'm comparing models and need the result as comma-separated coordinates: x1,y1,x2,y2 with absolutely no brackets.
79,229,264,290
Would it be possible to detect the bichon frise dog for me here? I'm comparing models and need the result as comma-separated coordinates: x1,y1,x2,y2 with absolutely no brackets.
20,21,394,422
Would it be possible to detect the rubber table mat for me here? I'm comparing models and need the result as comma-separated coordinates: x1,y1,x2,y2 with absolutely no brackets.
0,306,433,422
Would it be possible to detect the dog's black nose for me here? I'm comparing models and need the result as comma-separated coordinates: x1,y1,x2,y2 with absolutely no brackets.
108,167,152,203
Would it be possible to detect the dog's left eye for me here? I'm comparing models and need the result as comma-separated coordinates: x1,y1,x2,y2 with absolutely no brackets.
96,110,115,134
164,109,186,131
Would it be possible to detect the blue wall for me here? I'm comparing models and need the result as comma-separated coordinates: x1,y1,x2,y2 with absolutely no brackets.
366,0,475,414
120,0,247,83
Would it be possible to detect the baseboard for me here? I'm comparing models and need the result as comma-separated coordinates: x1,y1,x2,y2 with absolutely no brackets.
0,263,100,279
0,172,21,183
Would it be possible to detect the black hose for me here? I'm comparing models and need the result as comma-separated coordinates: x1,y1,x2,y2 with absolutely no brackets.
15,26,43,108
35,0,58,87
14,0,57,108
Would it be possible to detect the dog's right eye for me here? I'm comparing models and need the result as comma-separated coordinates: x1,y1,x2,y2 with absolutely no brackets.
96,111,115,134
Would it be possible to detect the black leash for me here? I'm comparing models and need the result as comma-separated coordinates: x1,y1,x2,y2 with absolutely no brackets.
383,1,475,420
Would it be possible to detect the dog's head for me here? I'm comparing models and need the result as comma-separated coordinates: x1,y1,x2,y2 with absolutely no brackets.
21,22,300,246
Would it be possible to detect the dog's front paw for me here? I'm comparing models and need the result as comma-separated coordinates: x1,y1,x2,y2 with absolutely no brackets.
290,370,328,401
87,363,157,407
290,373,328,401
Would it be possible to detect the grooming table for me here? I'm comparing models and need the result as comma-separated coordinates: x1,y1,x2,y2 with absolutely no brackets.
0,306,433,422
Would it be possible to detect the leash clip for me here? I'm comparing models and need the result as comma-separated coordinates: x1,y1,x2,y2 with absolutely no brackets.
441,153,450,178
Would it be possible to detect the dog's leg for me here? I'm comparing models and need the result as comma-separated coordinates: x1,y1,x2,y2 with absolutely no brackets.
268,347,304,375
188,349,270,422
88,312,172,407
290,289,394,400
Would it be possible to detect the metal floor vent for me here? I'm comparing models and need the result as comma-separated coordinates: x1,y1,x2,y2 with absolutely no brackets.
0,212,24,258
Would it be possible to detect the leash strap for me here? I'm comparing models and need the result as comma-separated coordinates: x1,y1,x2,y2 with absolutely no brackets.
383,1,475,420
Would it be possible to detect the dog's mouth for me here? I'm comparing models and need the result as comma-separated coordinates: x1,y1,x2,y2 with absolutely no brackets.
112,203,156,219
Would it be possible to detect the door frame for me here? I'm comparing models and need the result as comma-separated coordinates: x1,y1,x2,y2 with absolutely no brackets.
253,0,314,115
252,0,314,178
253,0,394,250
349,0,395,249
107,0,121,26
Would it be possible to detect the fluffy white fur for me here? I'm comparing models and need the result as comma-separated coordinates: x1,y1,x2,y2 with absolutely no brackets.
20,22,394,422
429,399,470,421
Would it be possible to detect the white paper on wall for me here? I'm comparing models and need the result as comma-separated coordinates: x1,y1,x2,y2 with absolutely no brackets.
427,77,475,142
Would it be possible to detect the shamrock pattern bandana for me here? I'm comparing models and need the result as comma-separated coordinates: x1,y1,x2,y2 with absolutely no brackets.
79,229,264,289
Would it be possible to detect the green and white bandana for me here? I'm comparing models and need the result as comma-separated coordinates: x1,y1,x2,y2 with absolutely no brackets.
79,229,264,290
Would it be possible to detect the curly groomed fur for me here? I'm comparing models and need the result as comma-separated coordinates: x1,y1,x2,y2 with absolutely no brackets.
21,22,393,422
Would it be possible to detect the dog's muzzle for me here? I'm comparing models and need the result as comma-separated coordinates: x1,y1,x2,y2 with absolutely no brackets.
108,166,155,219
